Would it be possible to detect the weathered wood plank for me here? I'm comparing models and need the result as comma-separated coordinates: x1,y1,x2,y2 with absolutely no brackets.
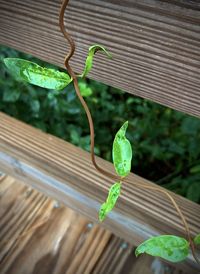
0,176,112,274
0,175,198,273
0,112,199,270
0,0,200,117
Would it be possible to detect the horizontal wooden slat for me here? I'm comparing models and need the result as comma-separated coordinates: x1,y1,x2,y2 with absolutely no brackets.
0,176,121,274
2,175,196,273
0,0,200,117
0,112,200,270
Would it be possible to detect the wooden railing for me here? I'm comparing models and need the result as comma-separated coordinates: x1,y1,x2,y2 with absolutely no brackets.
0,0,200,117
0,112,199,270
0,0,200,271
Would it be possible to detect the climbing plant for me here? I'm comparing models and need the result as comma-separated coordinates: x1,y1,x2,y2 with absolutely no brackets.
3,0,200,265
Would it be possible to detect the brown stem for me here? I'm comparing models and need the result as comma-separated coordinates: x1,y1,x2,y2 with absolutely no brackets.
123,178,200,264
67,65,120,181
59,0,120,181
59,0,199,265
59,0,75,64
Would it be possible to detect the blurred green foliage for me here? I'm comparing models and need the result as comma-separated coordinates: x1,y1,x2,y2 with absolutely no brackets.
1,45,200,203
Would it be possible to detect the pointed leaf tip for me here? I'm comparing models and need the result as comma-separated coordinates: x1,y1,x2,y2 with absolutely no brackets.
98,182,121,222
112,121,132,177
135,235,189,263
80,45,112,78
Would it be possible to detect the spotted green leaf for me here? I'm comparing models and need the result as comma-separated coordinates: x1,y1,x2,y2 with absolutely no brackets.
99,182,121,222
135,235,189,263
112,121,132,177
194,234,200,245
80,45,112,78
4,58,72,90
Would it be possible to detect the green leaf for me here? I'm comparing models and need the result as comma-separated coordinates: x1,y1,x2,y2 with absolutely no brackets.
135,235,189,263
194,234,200,245
190,165,200,174
4,58,72,90
80,45,112,78
112,121,132,177
3,88,21,102
99,182,121,222
31,100,40,113
79,81,93,97
186,182,200,203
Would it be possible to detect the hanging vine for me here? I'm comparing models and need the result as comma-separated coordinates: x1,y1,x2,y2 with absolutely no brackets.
3,0,200,265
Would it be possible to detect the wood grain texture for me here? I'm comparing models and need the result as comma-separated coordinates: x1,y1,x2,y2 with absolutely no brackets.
0,112,200,271
0,0,200,117
0,175,198,274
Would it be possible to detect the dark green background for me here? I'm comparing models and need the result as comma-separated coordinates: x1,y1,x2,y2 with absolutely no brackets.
1,45,200,203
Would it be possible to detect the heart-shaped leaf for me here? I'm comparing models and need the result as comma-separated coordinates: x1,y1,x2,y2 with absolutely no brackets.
194,234,200,245
99,182,121,222
112,121,132,177
4,58,72,90
80,45,112,78
135,235,189,263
